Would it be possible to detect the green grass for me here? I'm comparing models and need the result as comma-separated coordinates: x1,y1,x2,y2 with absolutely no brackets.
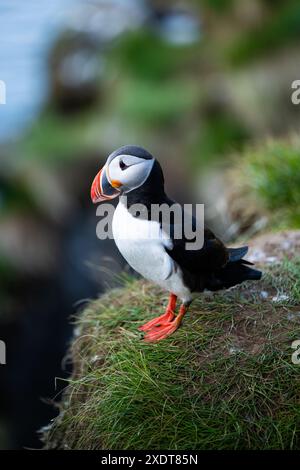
44,256,300,450
234,138,300,229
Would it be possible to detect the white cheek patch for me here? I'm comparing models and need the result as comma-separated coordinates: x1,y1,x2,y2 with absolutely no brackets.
124,164,147,185
122,155,143,166
108,155,154,192
123,158,154,191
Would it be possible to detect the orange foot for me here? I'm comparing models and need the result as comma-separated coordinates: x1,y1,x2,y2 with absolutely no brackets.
143,304,188,343
139,293,177,332
139,309,175,332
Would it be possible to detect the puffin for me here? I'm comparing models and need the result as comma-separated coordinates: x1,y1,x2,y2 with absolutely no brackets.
91,145,262,342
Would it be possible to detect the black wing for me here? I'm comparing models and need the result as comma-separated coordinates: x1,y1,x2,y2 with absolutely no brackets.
163,205,230,275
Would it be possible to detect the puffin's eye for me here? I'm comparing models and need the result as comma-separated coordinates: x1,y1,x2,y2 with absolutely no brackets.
119,160,127,171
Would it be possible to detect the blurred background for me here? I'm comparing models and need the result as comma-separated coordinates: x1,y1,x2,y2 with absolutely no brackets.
1,0,300,449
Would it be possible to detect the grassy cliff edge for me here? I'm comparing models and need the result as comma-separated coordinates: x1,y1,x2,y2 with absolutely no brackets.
43,231,300,450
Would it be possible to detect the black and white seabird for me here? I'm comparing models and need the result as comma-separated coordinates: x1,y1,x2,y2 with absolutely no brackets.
91,145,262,342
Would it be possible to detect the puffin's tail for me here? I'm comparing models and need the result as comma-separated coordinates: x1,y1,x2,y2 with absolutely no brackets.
228,246,248,262
206,246,262,291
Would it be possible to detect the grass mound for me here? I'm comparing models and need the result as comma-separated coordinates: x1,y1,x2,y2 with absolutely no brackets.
44,232,300,450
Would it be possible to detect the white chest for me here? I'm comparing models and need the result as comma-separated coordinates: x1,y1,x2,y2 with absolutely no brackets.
112,201,192,302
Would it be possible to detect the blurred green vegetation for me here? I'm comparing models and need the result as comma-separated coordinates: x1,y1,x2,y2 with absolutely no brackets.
238,139,300,228
115,79,198,127
9,0,300,236
192,112,249,164
20,108,103,164
3,0,300,262
199,0,234,12
247,141,300,211
0,178,37,217
18,2,300,161
109,31,196,81
228,1,300,65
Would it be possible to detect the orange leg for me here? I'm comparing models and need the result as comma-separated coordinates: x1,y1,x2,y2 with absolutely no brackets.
139,293,177,332
143,303,189,343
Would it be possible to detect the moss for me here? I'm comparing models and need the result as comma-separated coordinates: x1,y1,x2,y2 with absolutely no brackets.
44,252,300,450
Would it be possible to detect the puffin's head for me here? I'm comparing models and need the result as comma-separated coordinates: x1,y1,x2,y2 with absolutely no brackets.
91,145,155,203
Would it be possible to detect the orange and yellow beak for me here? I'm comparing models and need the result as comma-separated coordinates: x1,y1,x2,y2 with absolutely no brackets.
91,166,122,203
